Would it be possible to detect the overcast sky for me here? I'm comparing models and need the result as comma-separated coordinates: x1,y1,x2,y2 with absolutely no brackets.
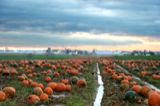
0,0,160,51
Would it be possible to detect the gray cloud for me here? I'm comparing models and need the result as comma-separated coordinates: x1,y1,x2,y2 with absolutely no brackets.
0,0,159,47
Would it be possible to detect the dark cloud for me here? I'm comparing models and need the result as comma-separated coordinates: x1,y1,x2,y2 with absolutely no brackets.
0,0,159,47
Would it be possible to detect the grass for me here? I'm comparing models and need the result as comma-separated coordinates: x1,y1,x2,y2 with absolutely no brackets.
0,61,96,106
114,55,160,60
0,53,86,60
65,63,97,106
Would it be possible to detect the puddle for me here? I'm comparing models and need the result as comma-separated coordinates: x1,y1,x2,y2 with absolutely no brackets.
117,65,160,92
94,63,104,106
51,94,66,99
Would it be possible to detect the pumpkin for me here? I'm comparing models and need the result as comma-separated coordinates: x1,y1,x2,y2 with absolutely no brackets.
124,91,137,102
0,91,6,102
131,85,142,94
121,79,129,84
37,83,44,90
148,91,160,106
27,94,40,105
2,87,16,98
70,76,79,84
10,68,18,77
152,74,160,80
48,82,57,90
77,79,87,87
44,87,53,95
39,93,48,101
31,82,38,88
45,76,52,83
68,69,79,76
33,87,43,96
18,76,26,81
61,79,69,85
66,85,71,92
55,83,66,92
22,80,30,87
120,83,129,91
53,72,60,77
140,86,151,97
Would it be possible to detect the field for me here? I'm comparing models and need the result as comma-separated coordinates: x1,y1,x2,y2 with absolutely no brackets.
0,54,160,106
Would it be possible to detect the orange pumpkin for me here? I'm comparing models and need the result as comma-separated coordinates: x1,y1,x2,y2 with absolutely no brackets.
140,86,151,97
0,91,6,102
22,80,30,87
44,87,53,95
120,83,129,91
61,79,69,85
131,85,142,94
48,82,57,90
53,72,60,77
37,83,44,90
55,83,66,92
148,91,160,106
2,87,16,98
18,76,26,81
31,82,38,88
27,94,40,105
39,93,48,101
33,87,43,96
45,76,52,83
76,79,87,87
66,85,71,92
121,79,129,84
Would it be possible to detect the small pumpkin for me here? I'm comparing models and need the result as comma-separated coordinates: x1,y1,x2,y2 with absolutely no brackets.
53,72,60,77
45,76,52,83
44,87,53,95
120,83,129,91
70,76,79,84
31,82,38,88
39,93,48,101
61,79,69,85
0,91,6,102
27,94,40,105
66,85,71,92
76,79,87,87
22,80,30,87
131,85,142,94
124,91,137,102
37,83,44,90
140,86,151,97
33,87,43,96
2,87,16,98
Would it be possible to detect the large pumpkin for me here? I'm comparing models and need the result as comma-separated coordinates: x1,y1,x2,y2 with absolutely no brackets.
148,91,160,106
2,87,16,98
44,87,53,95
0,91,6,102
48,82,57,90
55,83,66,92
27,94,40,105
39,93,48,101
